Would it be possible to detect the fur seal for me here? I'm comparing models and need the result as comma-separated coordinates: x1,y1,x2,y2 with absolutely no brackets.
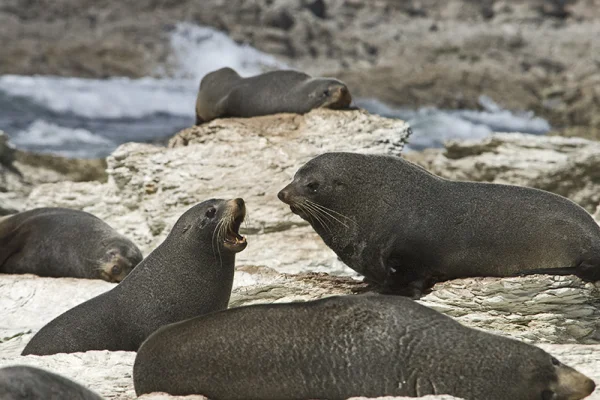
278,152,600,295
0,207,142,282
0,365,103,400
195,67,352,124
133,295,596,400
21,198,247,355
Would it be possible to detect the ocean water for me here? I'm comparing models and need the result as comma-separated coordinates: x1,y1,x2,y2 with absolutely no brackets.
0,23,550,158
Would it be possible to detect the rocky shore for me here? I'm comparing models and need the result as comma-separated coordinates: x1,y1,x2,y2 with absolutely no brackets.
1,109,600,399
1,0,599,139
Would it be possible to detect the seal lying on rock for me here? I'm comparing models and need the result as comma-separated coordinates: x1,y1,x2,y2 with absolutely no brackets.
0,207,142,282
0,365,103,400
278,152,600,295
195,67,352,124
133,295,596,400
21,198,247,355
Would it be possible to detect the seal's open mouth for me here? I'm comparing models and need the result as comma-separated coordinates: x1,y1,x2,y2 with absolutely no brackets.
223,198,247,252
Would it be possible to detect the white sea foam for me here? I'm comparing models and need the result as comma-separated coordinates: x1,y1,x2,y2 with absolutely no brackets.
0,24,287,120
355,97,551,150
167,22,288,81
0,23,551,158
11,120,115,158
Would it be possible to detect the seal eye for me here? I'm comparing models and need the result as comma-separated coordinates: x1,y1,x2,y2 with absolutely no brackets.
541,390,555,400
306,182,319,192
551,357,560,366
205,207,216,218
111,265,121,275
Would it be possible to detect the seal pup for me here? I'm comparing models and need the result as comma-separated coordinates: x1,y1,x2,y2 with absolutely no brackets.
278,152,600,295
0,207,142,282
133,295,596,400
195,67,352,124
0,365,103,400
21,198,247,355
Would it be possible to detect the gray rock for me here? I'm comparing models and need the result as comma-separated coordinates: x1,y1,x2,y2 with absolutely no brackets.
405,132,600,212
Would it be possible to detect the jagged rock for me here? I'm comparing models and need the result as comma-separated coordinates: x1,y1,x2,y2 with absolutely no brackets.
0,130,108,215
405,133,600,212
25,109,410,273
1,268,599,399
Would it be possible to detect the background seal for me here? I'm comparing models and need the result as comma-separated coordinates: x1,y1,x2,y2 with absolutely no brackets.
195,67,352,124
0,207,143,282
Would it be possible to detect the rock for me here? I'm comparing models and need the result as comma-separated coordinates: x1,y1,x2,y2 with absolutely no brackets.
3,1,600,139
0,130,108,215
25,109,410,271
404,133,600,213
1,268,599,399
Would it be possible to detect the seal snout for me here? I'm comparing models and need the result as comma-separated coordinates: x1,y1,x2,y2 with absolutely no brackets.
553,363,596,400
223,198,247,253
326,83,352,109
101,252,133,283
277,187,291,204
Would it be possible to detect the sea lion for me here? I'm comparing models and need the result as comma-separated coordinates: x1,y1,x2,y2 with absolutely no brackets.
0,365,103,400
277,152,600,295
0,207,143,282
195,67,352,124
133,295,596,400
21,198,247,356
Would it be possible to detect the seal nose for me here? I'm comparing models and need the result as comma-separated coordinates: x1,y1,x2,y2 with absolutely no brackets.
234,198,245,208
584,378,596,395
278,188,289,203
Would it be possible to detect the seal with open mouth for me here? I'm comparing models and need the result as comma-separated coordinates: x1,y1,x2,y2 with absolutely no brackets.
195,67,353,124
22,198,247,355
278,152,600,296
0,207,143,282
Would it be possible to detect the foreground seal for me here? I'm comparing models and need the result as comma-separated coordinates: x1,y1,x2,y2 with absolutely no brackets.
0,365,102,400
22,198,247,355
195,67,352,124
0,207,143,282
278,152,600,295
134,295,596,400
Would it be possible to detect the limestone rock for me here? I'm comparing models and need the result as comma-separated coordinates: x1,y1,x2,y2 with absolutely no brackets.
0,130,108,215
25,109,410,273
405,133,600,212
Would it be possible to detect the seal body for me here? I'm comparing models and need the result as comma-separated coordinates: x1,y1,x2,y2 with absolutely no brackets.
21,198,247,355
0,365,103,400
0,207,143,282
133,295,595,400
278,152,600,294
195,67,352,124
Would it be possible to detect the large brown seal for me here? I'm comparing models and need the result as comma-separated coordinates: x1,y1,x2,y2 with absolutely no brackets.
195,67,352,124
21,198,247,355
133,295,596,400
0,207,143,282
278,152,600,295
0,365,103,400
